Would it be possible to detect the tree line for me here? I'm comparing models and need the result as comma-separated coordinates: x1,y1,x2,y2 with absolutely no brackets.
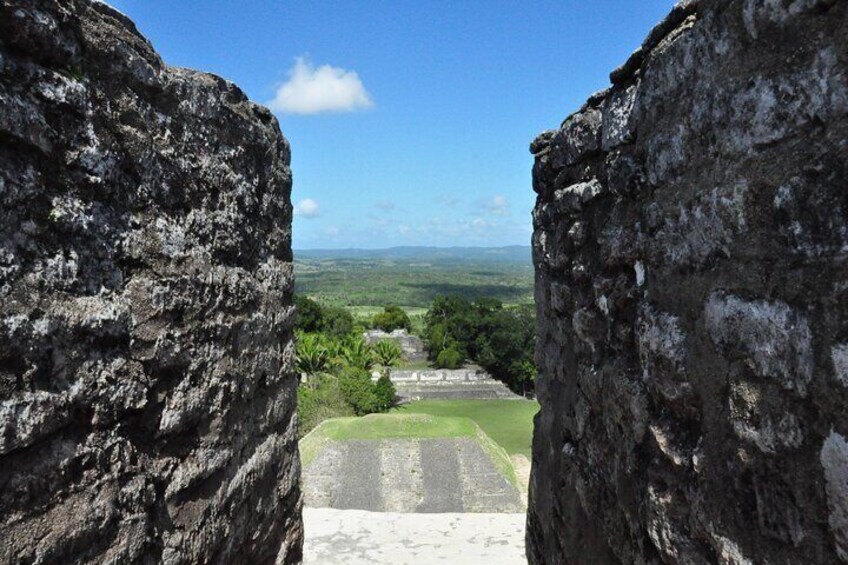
423,296,535,394
294,297,404,437
293,295,536,435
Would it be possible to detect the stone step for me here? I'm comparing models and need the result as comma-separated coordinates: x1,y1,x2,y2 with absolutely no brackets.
303,508,526,565
394,387,519,401
303,438,523,513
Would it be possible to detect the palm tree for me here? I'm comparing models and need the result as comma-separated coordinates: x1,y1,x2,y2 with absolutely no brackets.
323,338,346,371
373,340,403,378
341,337,375,371
295,333,330,379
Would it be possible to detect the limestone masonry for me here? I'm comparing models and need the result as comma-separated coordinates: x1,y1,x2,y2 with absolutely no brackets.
0,1,302,562
363,329,427,361
387,368,520,401
528,1,848,563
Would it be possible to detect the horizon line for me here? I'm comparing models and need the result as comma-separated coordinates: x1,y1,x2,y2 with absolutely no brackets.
293,244,531,251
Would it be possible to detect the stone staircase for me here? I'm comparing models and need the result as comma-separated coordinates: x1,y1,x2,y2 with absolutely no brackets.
381,367,521,401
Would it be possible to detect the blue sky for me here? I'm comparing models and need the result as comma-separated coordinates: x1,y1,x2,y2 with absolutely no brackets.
108,0,674,249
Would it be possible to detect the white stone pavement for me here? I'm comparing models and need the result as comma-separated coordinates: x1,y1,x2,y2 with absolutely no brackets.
303,508,527,565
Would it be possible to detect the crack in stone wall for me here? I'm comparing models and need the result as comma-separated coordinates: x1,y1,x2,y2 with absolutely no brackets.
528,1,848,563
0,1,302,562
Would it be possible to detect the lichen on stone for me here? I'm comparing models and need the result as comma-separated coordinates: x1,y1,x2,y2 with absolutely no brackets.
821,431,848,562
527,1,848,562
705,293,812,396
0,0,302,562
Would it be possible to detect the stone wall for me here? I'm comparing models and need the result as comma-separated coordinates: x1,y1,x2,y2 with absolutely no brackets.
363,329,427,361
387,368,495,383
528,1,847,563
387,368,520,401
0,1,302,562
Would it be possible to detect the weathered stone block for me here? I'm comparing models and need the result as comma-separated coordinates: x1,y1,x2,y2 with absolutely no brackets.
528,1,848,563
549,107,602,169
0,1,302,562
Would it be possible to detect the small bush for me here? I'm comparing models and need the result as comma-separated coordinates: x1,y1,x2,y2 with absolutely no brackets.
297,375,354,438
374,374,396,410
435,347,464,369
339,368,381,415
372,305,411,332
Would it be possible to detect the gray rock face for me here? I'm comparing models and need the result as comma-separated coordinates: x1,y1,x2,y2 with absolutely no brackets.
528,1,848,563
0,1,302,563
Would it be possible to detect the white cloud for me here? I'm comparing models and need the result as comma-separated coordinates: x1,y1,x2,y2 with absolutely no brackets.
472,218,495,229
481,195,509,216
325,226,340,237
437,194,458,206
268,57,374,115
294,198,320,218
375,200,395,211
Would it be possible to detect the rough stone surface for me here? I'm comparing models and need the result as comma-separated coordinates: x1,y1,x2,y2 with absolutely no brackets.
303,508,526,565
0,1,302,563
528,1,848,563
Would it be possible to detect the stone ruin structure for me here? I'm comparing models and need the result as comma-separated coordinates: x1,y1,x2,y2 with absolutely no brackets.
363,328,428,361
0,1,302,562
387,367,520,401
528,1,848,563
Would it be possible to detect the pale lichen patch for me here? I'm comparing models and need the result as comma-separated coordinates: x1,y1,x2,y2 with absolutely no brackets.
831,344,848,388
637,304,686,380
821,431,848,562
705,293,812,396
711,532,753,565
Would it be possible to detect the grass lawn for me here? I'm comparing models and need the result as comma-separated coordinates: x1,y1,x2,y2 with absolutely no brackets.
299,412,518,486
394,399,539,458
312,413,478,441
300,413,477,467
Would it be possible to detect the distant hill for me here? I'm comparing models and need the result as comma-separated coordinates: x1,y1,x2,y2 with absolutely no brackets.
294,245,531,265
